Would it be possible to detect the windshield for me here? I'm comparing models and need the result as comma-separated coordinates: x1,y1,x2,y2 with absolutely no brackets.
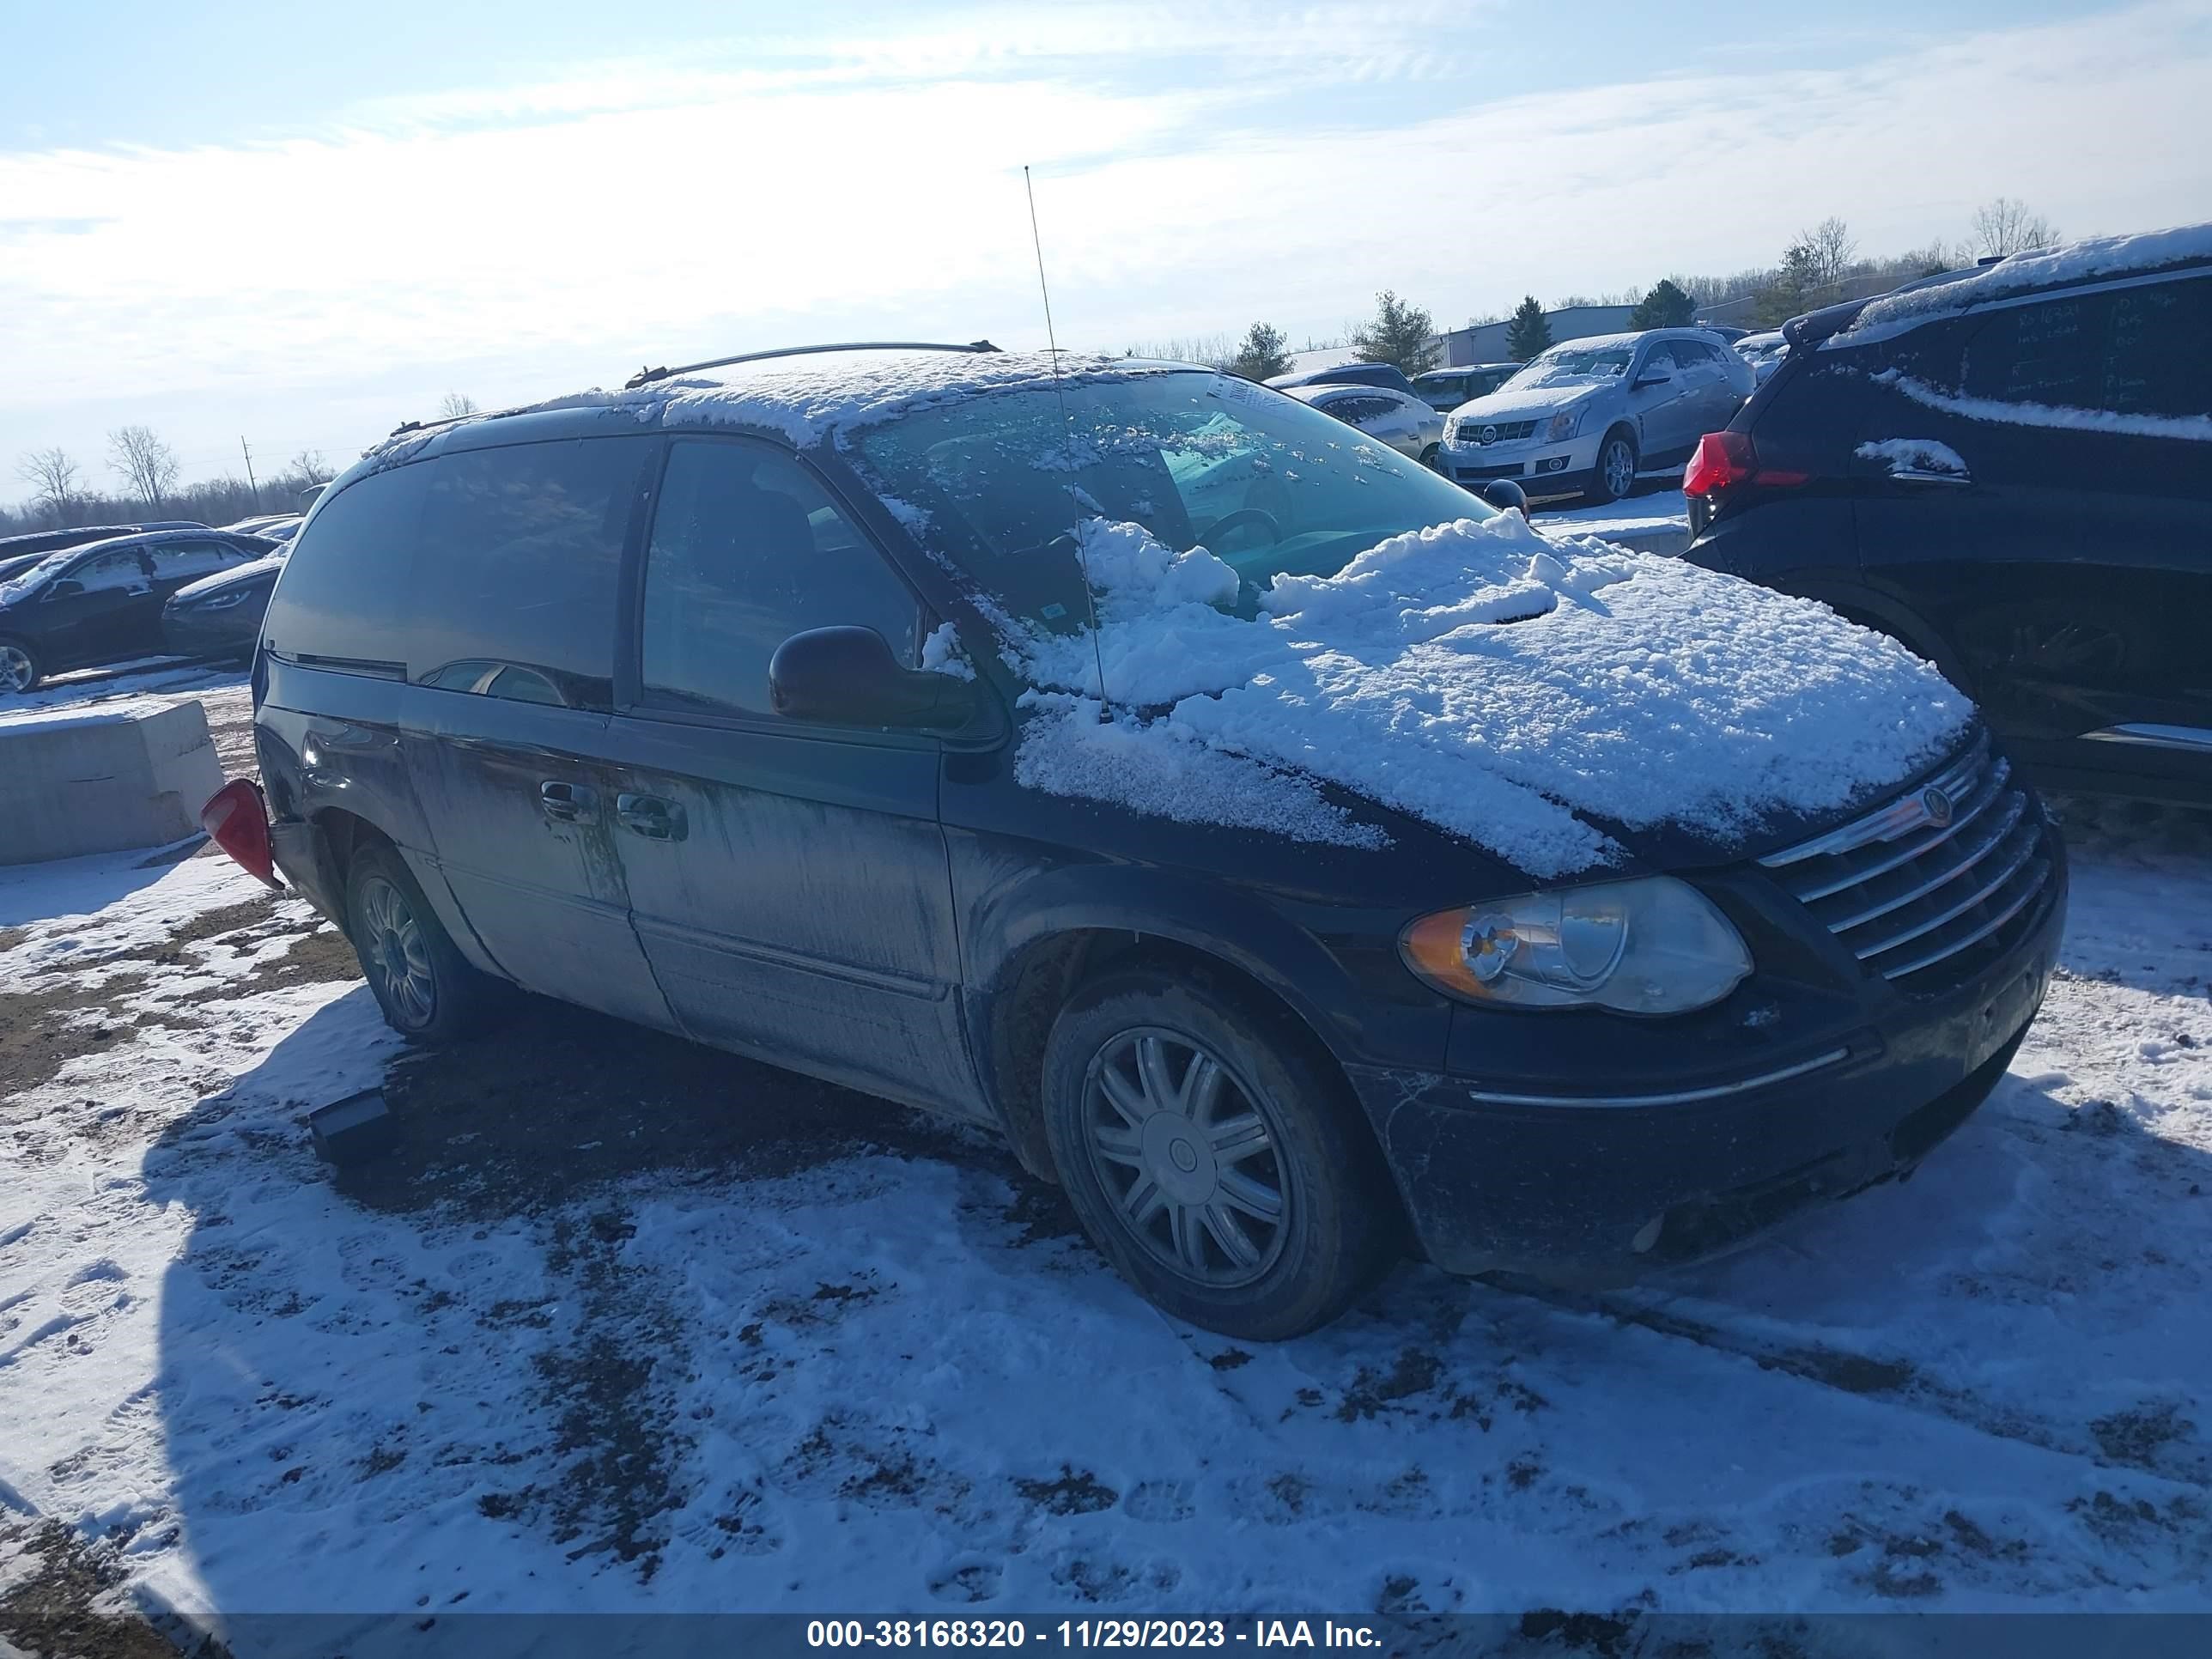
0,549,75,605
1502,346,1633,391
848,370,1489,638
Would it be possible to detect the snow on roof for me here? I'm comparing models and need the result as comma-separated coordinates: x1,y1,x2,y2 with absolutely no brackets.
1837,222,2212,342
1007,513,1970,876
376,351,1178,461
1539,331,1644,355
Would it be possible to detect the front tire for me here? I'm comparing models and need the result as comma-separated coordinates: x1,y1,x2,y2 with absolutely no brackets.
344,844,499,1042
1042,971,1400,1340
0,637,42,694
1592,428,1638,503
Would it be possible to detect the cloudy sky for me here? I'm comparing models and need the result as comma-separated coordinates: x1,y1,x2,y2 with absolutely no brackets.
3,0,2207,497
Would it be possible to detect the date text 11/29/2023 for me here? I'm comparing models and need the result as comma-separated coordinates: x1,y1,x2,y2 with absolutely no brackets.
806,1620,1386,1650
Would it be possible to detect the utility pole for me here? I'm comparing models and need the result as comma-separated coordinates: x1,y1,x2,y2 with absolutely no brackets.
240,437,260,510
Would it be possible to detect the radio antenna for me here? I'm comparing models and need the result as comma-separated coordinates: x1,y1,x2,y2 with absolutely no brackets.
1024,164,1109,705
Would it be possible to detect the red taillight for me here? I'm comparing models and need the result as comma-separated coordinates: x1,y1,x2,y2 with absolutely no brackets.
200,778,281,889
1682,429,1809,498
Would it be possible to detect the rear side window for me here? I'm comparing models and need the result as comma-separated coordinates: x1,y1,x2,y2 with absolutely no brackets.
1962,295,2099,409
638,441,920,720
409,436,653,711
263,464,430,673
149,540,246,581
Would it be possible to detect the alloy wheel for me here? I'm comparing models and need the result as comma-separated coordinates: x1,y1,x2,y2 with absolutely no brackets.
0,646,33,693
358,873,436,1030
1081,1028,1291,1289
1602,439,1636,498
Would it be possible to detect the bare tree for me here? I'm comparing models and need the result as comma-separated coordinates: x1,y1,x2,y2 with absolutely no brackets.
15,447,82,525
275,448,336,492
1800,216,1859,289
437,392,480,418
106,425,180,512
1971,198,2059,259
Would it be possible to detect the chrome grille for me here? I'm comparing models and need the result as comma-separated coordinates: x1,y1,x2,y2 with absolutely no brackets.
1759,734,2053,993
1451,419,1536,445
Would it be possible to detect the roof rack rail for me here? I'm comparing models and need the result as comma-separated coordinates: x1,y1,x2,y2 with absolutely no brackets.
623,339,1000,392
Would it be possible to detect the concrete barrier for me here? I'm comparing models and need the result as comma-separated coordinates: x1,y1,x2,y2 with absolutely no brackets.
0,697,222,866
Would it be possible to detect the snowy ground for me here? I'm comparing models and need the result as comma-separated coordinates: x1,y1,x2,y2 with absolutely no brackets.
1531,489,1690,556
3,686,2210,1653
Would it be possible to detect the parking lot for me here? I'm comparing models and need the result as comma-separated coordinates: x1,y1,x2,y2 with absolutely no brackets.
2,633,2207,1648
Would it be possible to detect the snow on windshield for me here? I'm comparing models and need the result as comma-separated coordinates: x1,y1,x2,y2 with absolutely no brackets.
1504,345,1632,391
1004,513,1970,877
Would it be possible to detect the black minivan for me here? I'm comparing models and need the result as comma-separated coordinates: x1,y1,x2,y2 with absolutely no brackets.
1683,225,2212,805
205,344,2065,1339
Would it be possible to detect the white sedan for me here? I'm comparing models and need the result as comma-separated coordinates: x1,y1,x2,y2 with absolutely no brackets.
1282,383,1445,468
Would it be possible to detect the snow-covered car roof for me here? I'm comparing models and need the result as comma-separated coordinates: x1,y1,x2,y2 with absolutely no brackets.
367,349,1186,465
1831,222,2212,345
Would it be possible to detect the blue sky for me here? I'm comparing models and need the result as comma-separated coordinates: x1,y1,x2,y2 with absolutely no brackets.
3,0,2207,496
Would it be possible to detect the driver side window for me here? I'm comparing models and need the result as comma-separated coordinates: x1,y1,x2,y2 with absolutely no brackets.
61,550,151,596
639,441,921,720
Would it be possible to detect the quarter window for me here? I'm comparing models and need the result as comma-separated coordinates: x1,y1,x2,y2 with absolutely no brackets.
2100,276,2210,420
639,441,921,720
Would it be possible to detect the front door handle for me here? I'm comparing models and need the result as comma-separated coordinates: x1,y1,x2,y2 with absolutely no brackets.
616,793,687,842
538,780,598,823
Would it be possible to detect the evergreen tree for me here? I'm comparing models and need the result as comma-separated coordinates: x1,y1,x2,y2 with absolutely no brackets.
1629,278,1697,330
1229,321,1292,381
1349,291,1438,375
1505,295,1553,361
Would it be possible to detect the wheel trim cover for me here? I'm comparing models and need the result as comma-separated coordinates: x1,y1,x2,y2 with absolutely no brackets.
1081,1026,1293,1291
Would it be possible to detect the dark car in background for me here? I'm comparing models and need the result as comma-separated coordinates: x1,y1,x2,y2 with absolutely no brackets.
1683,224,2212,805
1264,361,1422,396
200,343,2061,1340
1412,364,1519,411
163,549,288,663
0,520,207,586
0,527,276,691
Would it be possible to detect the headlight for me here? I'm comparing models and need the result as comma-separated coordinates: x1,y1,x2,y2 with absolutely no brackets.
197,590,251,611
1545,409,1583,443
1399,877,1751,1015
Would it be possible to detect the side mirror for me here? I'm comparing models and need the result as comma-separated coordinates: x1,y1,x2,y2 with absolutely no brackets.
1632,368,1674,391
769,625,976,728
44,578,85,600
1480,478,1528,517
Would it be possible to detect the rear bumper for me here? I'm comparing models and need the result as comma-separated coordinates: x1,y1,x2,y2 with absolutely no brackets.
1344,866,2065,1284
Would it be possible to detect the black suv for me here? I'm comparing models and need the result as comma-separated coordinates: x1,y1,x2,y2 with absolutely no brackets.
0,528,276,692
1683,226,2212,805
203,345,2063,1339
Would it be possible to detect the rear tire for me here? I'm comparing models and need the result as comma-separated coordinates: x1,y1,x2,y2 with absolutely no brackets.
0,637,42,694
1042,970,1400,1340
1592,428,1638,504
343,844,500,1042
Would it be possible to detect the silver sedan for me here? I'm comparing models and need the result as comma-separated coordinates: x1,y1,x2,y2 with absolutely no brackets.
1283,383,1445,469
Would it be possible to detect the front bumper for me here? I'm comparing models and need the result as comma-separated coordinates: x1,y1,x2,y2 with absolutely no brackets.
1438,430,1601,499
162,607,258,660
1345,853,2066,1285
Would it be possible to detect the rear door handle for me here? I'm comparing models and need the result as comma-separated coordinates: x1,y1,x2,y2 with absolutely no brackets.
1890,466,1972,486
616,793,687,842
538,780,598,823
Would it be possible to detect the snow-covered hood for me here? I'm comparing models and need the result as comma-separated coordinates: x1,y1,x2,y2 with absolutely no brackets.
1450,383,1609,424
1006,514,1971,879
